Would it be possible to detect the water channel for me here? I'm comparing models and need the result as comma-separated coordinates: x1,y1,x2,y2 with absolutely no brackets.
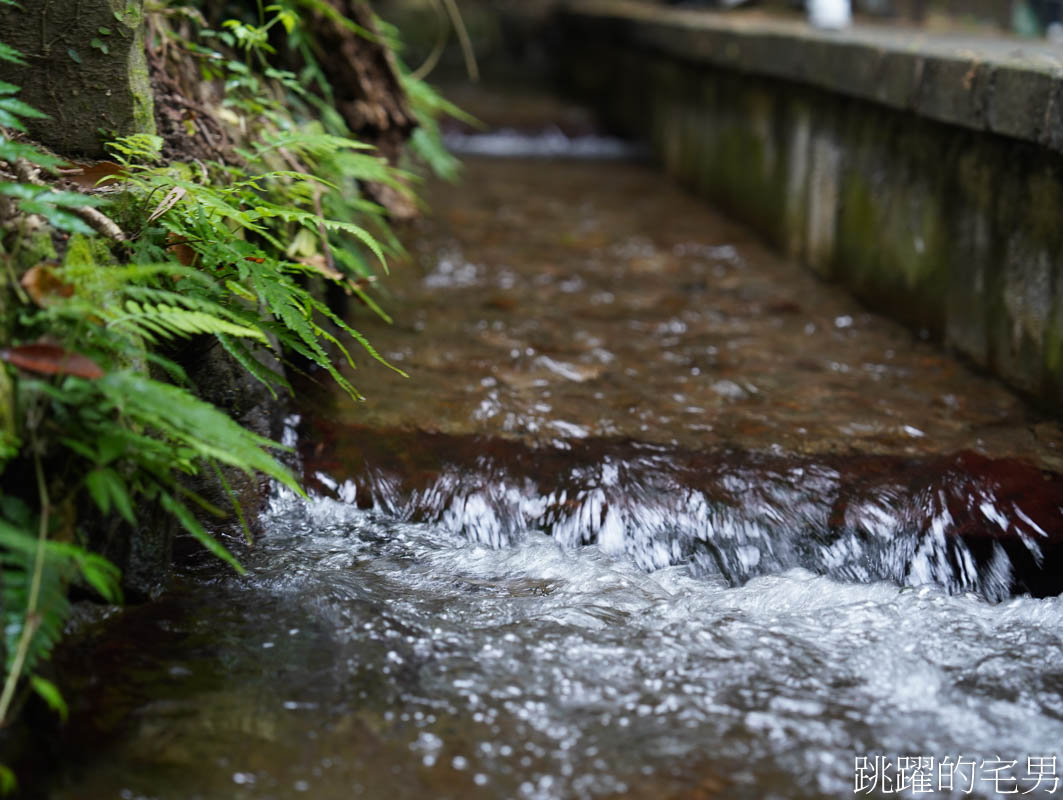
41,92,1063,799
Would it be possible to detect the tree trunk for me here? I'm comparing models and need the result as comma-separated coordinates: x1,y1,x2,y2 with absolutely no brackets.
0,0,156,158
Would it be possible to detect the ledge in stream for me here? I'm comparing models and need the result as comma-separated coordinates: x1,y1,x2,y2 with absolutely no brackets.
299,422,1063,602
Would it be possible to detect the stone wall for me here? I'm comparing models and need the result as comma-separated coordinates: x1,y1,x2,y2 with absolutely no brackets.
559,0,1063,410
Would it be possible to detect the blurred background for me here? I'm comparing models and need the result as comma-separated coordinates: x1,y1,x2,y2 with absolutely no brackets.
376,0,1063,83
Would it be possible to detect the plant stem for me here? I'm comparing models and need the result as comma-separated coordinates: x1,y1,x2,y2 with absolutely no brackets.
0,434,51,727
440,0,478,82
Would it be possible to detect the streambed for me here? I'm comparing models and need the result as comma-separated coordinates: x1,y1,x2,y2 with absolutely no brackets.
42,110,1063,799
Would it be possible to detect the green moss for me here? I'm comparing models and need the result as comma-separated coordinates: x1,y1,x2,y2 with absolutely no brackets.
128,54,156,135
837,172,878,279
125,1,156,137
836,169,949,337
716,128,766,211
1026,171,1063,243
15,229,59,271
63,233,114,268
955,147,997,216
110,0,143,27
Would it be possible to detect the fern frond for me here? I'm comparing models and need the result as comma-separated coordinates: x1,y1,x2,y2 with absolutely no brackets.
254,130,375,158
0,42,25,65
107,301,267,343
0,515,120,677
98,371,300,494
216,333,290,398
312,295,406,377
245,263,361,399
158,490,245,575
249,203,387,268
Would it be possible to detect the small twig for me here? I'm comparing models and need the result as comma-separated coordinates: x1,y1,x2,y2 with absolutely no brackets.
15,159,126,242
71,206,126,242
12,158,41,186
441,0,479,82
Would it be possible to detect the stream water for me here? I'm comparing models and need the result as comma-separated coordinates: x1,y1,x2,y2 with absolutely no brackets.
40,96,1063,799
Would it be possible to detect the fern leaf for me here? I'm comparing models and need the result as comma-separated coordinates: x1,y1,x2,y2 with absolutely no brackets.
0,43,25,65
158,490,245,575
99,371,300,494
320,218,387,269
108,301,267,342
216,334,289,398
314,297,406,377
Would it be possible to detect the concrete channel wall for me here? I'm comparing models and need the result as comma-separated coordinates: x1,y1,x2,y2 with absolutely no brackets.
558,0,1063,410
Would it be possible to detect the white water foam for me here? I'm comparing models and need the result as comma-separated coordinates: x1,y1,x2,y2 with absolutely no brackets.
252,487,1063,799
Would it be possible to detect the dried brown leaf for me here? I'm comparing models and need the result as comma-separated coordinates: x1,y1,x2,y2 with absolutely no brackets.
20,263,74,307
166,234,198,267
347,275,379,305
0,343,104,379
297,253,344,282
59,161,126,190
146,185,187,225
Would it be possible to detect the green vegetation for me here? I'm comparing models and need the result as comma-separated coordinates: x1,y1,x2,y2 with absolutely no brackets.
0,0,461,761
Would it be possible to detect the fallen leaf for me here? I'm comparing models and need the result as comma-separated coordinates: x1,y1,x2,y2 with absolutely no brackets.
297,253,343,281
243,256,265,263
20,263,74,307
146,185,187,224
484,294,517,312
166,233,198,267
0,343,104,379
59,161,125,190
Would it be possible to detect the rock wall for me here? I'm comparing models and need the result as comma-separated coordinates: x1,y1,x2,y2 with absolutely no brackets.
559,0,1063,410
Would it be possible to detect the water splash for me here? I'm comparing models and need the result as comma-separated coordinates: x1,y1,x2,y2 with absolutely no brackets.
231,484,1063,799
304,425,1063,602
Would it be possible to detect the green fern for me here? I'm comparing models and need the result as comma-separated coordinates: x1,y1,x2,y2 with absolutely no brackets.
0,0,464,756
0,42,24,64
107,300,267,343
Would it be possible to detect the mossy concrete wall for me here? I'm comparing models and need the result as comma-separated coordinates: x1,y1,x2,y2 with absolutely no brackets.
0,0,155,158
559,0,1063,409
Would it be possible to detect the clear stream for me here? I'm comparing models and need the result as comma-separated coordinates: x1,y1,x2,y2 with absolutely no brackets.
43,100,1063,799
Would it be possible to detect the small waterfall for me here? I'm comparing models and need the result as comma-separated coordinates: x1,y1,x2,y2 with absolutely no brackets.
303,424,1063,602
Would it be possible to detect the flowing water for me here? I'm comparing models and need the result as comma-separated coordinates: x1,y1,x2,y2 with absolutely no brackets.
40,94,1063,799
